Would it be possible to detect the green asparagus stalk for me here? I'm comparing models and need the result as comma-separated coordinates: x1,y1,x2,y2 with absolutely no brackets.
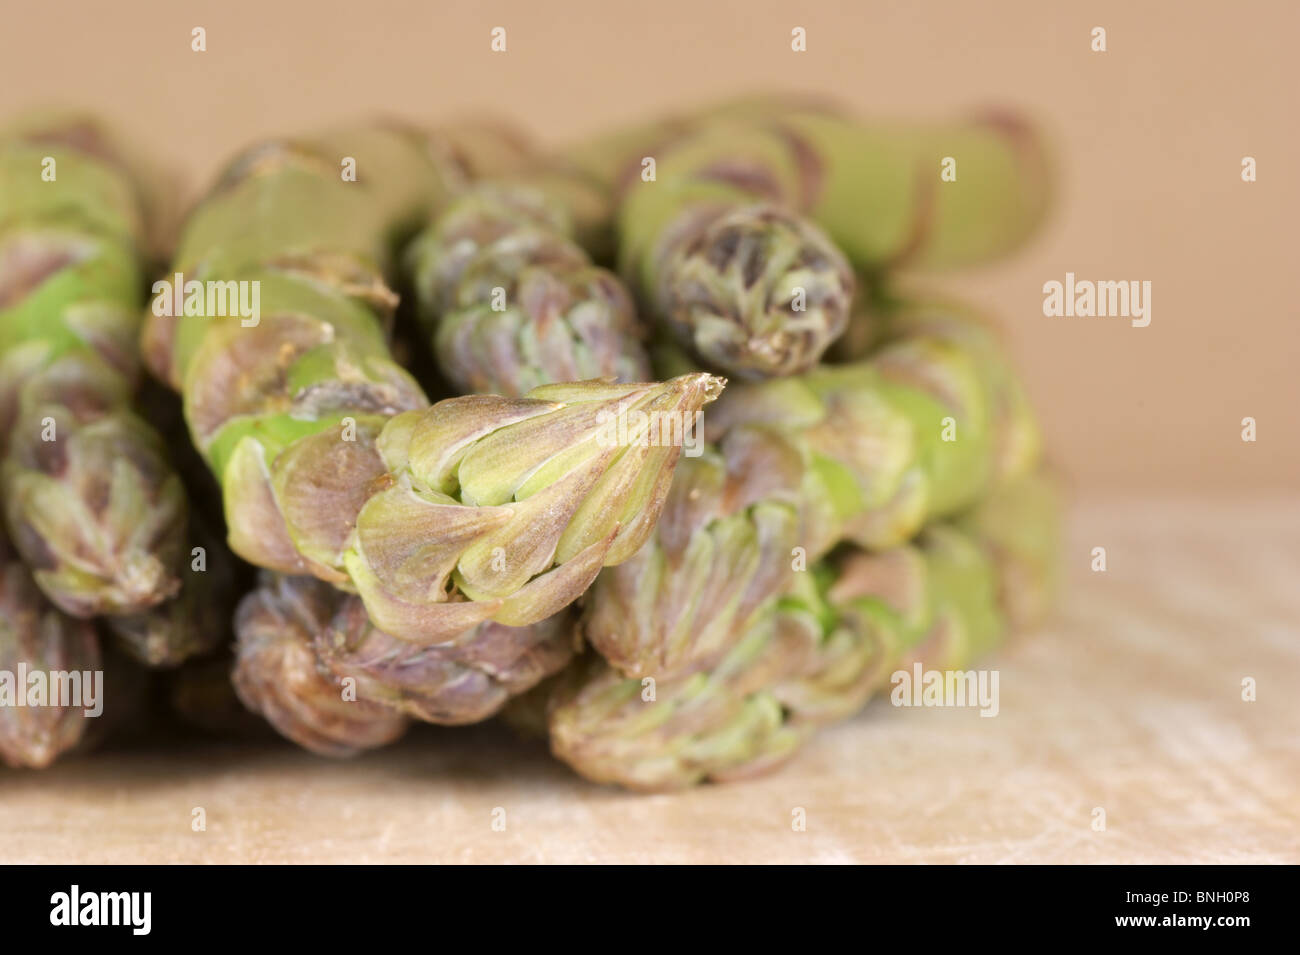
707,301,1042,551
0,529,101,768
145,125,722,643
554,97,841,266
405,183,651,396
136,122,688,752
582,298,1040,679
567,99,1052,275
548,471,1060,791
559,100,1049,379
0,116,187,617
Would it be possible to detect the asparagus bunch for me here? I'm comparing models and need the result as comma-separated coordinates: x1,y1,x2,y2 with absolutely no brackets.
2,103,1059,791
138,124,720,748
559,100,1050,379
0,116,187,617
547,471,1060,791
395,137,1045,697
582,298,1040,679
228,165,670,754
146,125,719,641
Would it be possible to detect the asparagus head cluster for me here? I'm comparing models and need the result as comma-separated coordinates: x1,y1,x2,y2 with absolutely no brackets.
148,126,720,641
3,99,1059,791
580,299,1041,681
133,124,723,747
524,103,1058,788
549,472,1058,790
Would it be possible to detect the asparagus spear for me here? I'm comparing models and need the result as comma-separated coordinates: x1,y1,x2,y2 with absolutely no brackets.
564,98,1052,274
708,302,1042,549
233,571,578,755
579,424,804,679
231,573,409,757
145,124,722,643
406,183,651,396
101,375,252,668
548,471,1060,791
559,99,1049,379
2,523,176,769
103,514,234,668
583,298,1041,680
0,529,100,768
619,183,855,380
0,116,187,617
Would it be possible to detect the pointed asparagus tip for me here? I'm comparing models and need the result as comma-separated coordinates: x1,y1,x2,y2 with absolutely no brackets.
671,372,727,406
701,373,727,403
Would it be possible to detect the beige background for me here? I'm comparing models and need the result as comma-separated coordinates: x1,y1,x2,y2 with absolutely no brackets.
2,0,1295,492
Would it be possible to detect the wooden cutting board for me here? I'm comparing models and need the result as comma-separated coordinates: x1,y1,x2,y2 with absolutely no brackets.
3,497,1297,863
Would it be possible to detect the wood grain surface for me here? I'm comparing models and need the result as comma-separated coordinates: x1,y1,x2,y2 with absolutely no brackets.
2,497,1297,864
